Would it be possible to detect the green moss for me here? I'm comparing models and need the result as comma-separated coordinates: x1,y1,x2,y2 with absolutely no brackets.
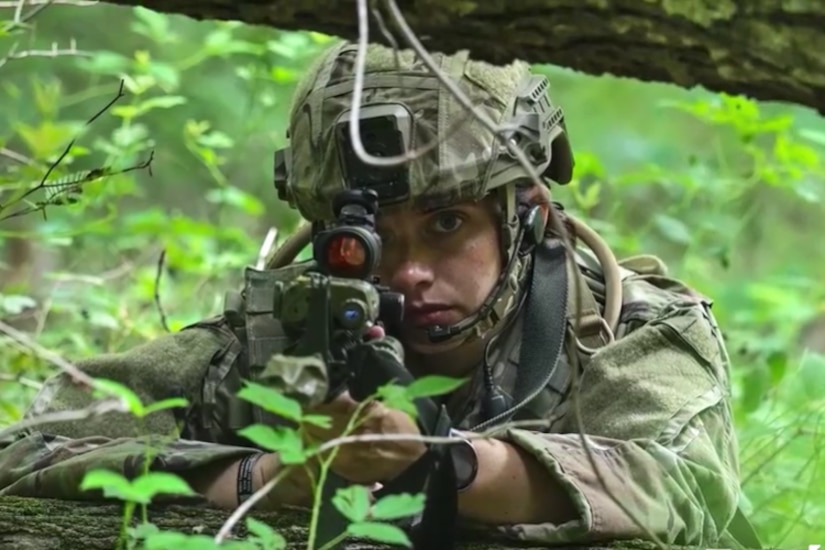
659,0,738,27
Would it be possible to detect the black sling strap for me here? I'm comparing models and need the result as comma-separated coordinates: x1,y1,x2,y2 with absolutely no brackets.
511,237,570,409
473,236,571,433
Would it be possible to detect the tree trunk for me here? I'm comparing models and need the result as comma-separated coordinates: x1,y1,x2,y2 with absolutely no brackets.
0,495,710,550
97,0,825,114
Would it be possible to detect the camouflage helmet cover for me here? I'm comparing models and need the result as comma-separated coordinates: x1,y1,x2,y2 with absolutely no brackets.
275,41,573,222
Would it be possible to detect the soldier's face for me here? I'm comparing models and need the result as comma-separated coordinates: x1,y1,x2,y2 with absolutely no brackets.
374,196,503,354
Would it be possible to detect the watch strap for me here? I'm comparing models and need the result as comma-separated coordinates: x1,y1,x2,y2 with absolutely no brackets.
448,428,478,492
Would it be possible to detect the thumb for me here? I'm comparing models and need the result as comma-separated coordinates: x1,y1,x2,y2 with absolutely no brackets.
364,323,385,341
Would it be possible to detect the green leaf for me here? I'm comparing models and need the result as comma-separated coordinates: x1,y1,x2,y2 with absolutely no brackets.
143,531,223,550
245,517,286,550
91,379,144,415
404,375,467,399
197,131,235,150
798,352,825,400
142,397,189,417
80,469,135,502
0,294,37,315
799,127,825,147
238,425,306,464
131,472,196,504
132,6,170,38
332,485,372,523
147,62,181,90
205,186,264,215
75,51,130,75
127,521,160,542
347,521,411,547
375,384,418,418
652,213,692,245
766,351,788,387
301,414,332,429
135,95,187,116
237,382,303,422
87,310,120,330
370,493,425,521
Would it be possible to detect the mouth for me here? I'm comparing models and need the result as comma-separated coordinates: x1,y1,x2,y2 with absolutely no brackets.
404,303,457,328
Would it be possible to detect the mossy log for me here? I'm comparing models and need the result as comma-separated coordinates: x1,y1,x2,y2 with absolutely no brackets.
97,0,825,114
0,495,715,550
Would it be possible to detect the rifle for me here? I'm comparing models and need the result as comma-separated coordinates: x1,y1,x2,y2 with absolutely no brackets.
272,187,408,403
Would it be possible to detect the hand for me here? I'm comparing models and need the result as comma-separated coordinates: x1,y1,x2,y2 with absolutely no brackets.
251,452,315,509
302,390,426,485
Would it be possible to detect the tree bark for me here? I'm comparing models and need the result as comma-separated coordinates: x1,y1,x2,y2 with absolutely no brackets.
0,496,717,550
97,0,825,114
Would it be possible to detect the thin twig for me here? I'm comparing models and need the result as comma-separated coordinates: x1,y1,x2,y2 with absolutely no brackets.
214,467,296,543
0,81,127,221
0,38,92,69
741,424,812,487
0,319,96,388
42,79,126,175
3,80,126,213
154,249,170,332
0,372,43,390
12,0,24,21
0,147,37,166
0,149,154,222
256,227,278,270
0,0,96,5
45,259,141,286
1,0,54,32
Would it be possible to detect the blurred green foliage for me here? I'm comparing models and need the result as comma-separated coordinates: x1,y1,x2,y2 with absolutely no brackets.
0,3,823,548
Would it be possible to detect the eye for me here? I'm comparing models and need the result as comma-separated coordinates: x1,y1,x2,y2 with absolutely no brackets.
430,211,464,234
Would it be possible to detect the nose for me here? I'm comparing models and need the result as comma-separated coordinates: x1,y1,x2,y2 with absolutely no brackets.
383,249,435,297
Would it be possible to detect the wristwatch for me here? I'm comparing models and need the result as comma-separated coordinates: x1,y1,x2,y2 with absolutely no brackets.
448,429,478,492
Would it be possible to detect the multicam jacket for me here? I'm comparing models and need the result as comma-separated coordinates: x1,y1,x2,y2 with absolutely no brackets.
0,248,751,548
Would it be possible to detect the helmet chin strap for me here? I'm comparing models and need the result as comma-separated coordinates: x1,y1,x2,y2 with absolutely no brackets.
425,194,537,344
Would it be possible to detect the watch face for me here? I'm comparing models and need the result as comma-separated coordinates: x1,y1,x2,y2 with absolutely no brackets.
450,439,478,491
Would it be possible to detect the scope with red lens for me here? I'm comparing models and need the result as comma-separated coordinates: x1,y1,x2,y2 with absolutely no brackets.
314,226,379,280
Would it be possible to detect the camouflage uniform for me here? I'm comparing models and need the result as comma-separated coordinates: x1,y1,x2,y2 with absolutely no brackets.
0,42,755,548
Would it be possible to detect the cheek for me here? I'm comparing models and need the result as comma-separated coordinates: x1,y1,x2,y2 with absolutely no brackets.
441,228,502,303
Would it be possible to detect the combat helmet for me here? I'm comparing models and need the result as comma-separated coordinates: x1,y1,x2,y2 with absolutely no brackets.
273,40,575,345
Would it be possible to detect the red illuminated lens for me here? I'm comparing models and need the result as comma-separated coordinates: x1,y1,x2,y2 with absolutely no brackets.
326,235,366,274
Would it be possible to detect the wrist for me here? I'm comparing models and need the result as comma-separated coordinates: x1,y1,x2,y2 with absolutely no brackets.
253,452,315,509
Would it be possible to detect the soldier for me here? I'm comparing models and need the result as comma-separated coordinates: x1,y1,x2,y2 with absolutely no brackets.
0,42,760,548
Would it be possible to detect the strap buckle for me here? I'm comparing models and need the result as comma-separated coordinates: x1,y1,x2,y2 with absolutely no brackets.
571,314,615,355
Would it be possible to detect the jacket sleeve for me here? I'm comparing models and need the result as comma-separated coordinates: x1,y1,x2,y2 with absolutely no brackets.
0,324,258,501
480,298,743,546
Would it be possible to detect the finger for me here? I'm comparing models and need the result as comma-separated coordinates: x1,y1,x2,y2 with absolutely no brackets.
365,324,385,340
307,390,356,412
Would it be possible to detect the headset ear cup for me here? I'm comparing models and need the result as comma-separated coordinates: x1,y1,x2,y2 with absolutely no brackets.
520,205,546,250
545,131,574,185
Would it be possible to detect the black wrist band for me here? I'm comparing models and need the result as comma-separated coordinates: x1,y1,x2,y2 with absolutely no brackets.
237,453,264,506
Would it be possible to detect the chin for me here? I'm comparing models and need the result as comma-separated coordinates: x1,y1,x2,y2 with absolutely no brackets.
400,327,468,355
